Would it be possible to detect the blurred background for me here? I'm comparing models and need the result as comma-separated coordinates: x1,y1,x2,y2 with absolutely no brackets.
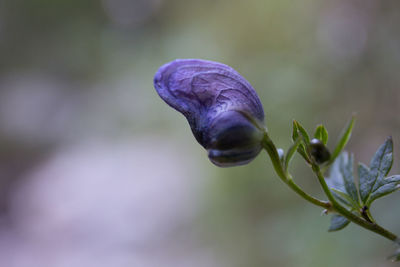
0,0,400,266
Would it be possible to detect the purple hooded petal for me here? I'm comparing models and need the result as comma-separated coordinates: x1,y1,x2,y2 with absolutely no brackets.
154,59,265,167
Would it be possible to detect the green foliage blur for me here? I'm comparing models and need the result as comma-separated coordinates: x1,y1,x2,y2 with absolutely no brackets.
1,0,400,266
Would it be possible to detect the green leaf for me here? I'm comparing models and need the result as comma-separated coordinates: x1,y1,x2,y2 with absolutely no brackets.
314,124,328,145
385,175,400,183
339,153,359,204
356,137,399,206
369,137,393,191
285,138,301,171
326,152,360,210
293,120,310,144
368,175,400,204
358,163,370,202
292,120,299,142
292,120,311,163
329,116,355,165
326,153,346,192
328,215,350,232
331,188,357,209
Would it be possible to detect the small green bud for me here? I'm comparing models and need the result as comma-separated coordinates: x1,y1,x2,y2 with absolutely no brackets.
309,138,331,164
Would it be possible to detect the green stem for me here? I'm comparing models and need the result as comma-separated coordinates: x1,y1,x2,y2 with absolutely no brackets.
262,131,398,242
312,164,398,242
363,208,376,224
262,133,331,210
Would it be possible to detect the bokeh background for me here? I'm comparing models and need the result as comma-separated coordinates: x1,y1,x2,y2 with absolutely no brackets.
1,0,400,266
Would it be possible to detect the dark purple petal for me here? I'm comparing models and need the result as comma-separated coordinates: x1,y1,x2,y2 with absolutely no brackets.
154,59,265,167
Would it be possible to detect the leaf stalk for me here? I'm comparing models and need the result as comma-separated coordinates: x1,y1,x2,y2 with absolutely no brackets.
262,131,398,242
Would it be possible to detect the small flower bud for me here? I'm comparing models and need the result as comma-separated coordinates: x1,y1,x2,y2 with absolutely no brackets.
154,59,265,167
277,148,285,163
309,138,331,164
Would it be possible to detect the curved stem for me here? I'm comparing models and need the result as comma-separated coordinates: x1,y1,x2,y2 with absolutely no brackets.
262,133,331,209
262,131,398,242
286,176,331,209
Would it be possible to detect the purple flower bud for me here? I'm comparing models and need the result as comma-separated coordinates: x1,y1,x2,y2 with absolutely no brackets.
154,59,265,167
